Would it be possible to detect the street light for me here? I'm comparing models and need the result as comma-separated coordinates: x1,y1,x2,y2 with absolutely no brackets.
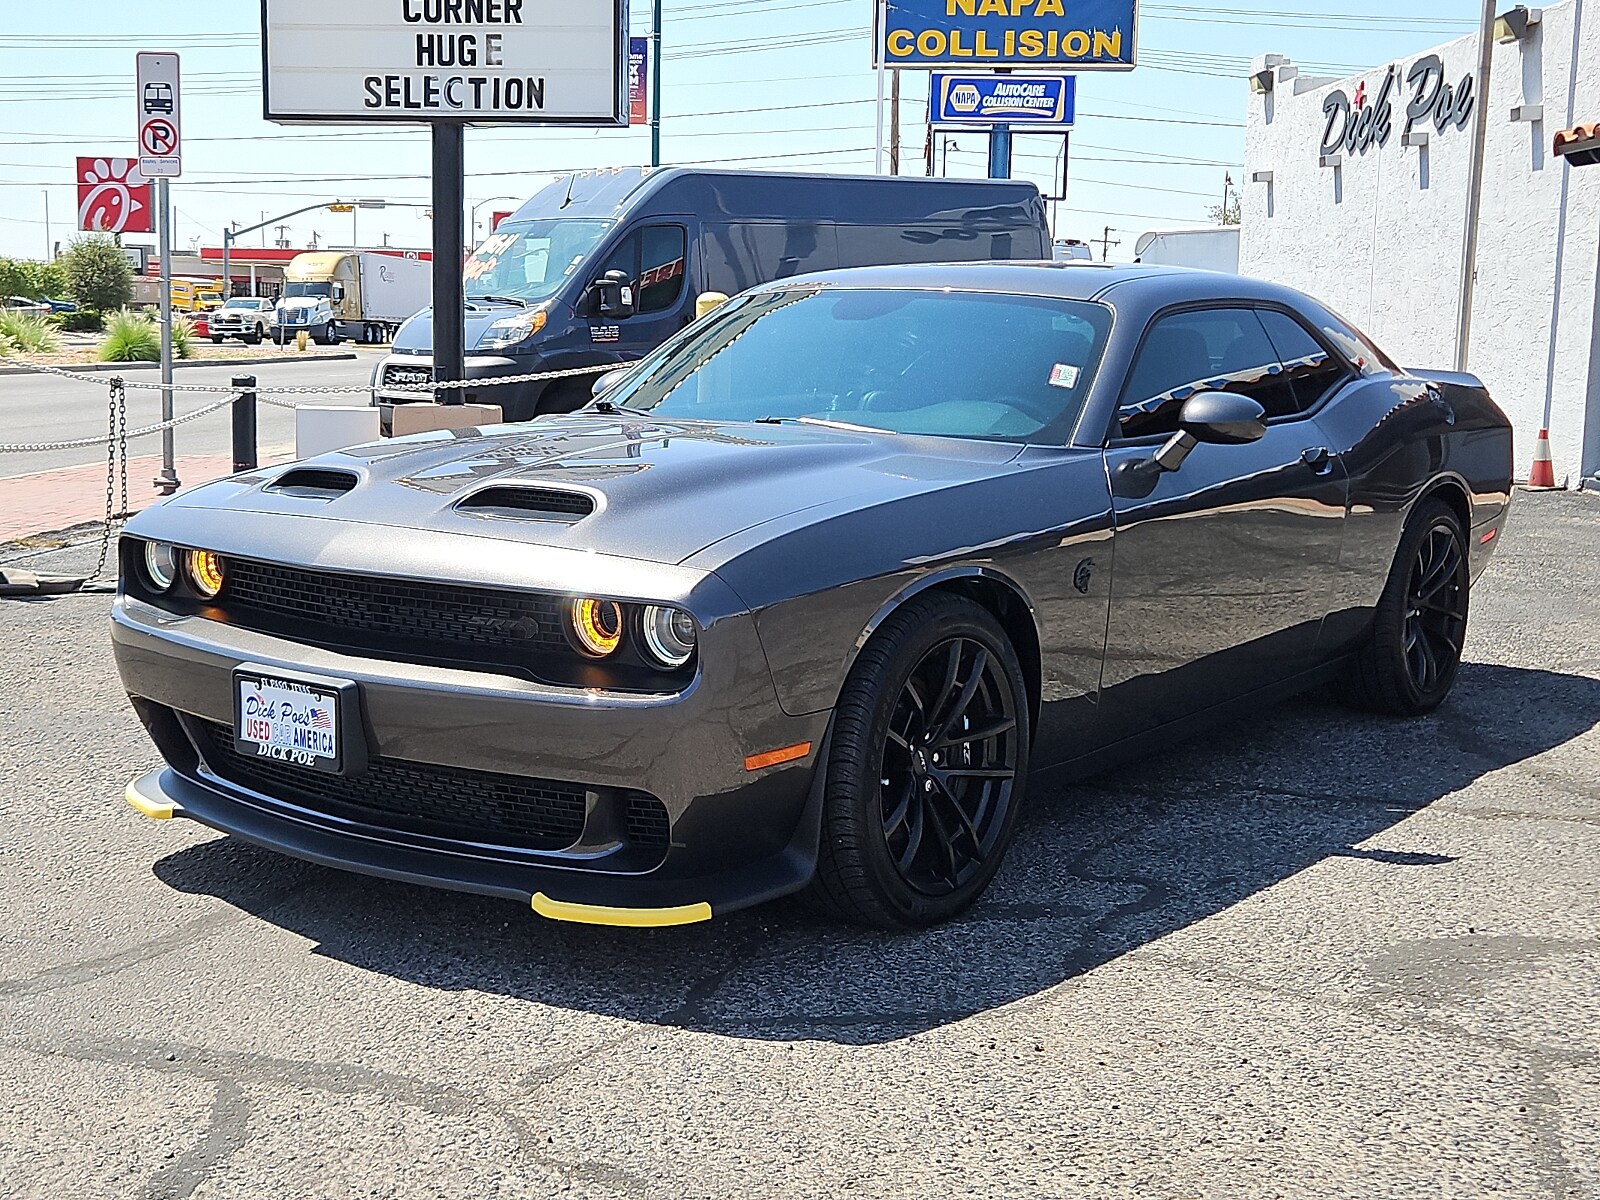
468,194,521,251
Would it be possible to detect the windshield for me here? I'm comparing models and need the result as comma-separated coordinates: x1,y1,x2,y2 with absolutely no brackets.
607,286,1113,443
463,218,612,303
283,282,331,300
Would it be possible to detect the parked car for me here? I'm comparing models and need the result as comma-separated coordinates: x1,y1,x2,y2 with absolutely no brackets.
209,297,275,345
3,296,51,317
372,166,1052,423
169,279,223,313
114,262,1512,930
43,297,78,313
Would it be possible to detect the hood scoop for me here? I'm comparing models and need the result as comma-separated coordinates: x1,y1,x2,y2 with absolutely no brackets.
456,486,597,521
266,468,359,499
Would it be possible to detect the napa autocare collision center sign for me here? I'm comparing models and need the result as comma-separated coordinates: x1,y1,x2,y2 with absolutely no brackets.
261,0,628,124
877,0,1137,69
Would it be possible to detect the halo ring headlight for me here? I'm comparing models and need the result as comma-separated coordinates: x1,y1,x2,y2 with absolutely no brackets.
186,549,226,599
641,605,697,670
569,597,624,657
142,541,177,591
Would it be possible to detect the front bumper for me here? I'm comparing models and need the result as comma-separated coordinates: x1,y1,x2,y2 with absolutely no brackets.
112,595,830,924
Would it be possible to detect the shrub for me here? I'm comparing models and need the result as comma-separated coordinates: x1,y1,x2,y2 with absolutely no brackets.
171,313,196,360
98,309,160,362
59,309,103,333
0,310,61,355
0,257,67,301
62,234,134,312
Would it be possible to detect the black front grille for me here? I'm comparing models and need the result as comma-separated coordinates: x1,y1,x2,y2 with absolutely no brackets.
190,719,589,851
624,794,671,850
220,558,570,669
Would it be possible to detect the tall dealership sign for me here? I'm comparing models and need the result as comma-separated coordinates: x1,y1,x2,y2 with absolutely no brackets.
260,0,628,404
875,0,1137,69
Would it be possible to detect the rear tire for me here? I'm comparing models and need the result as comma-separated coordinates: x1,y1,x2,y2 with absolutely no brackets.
803,592,1030,929
1334,497,1469,716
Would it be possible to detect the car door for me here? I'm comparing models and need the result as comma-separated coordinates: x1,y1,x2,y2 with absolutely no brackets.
588,223,693,360
1100,305,1350,732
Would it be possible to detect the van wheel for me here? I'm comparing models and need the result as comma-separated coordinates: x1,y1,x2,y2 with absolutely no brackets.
533,379,593,417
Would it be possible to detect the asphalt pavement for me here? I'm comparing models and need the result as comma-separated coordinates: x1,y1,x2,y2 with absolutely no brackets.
0,353,383,479
0,491,1596,1198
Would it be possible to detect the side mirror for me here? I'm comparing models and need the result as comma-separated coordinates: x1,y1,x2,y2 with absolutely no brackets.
331,283,346,302
591,366,630,399
594,270,636,319
1112,391,1266,499
1178,391,1267,445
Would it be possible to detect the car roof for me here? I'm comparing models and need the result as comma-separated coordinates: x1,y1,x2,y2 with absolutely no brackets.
756,260,1316,309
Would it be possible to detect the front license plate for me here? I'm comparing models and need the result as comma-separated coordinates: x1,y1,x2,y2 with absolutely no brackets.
234,668,351,775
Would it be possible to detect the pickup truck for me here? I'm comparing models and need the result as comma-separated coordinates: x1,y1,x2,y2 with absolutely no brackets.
209,297,274,344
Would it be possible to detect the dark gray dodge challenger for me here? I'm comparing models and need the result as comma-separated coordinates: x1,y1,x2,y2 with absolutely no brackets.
114,263,1513,929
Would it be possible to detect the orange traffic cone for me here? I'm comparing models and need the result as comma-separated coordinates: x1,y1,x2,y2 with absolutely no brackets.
1527,428,1557,489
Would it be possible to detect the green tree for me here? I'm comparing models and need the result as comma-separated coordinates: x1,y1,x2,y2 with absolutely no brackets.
1207,194,1242,226
61,234,133,311
0,257,63,299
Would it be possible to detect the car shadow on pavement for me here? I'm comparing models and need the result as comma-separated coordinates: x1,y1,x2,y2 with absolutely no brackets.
152,662,1600,1046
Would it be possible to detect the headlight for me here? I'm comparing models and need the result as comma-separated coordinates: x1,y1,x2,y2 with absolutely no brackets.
186,549,226,599
568,597,623,657
476,307,547,351
640,605,697,670
142,540,177,591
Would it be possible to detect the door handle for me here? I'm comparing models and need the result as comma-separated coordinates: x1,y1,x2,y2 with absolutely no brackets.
1301,446,1334,474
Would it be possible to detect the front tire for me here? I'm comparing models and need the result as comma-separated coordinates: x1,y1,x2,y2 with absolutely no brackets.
1335,497,1470,716
805,593,1030,929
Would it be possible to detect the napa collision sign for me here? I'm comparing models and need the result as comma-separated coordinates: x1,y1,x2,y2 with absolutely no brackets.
260,0,628,125
877,0,1137,70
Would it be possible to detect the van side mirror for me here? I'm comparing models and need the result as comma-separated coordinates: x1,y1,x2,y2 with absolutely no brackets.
594,270,636,319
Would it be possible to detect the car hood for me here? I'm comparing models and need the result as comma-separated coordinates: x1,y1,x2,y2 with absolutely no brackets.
160,414,1023,568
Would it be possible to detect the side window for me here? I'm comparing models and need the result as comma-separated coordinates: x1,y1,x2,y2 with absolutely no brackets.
638,225,687,313
1117,307,1300,439
595,232,637,285
1257,309,1349,411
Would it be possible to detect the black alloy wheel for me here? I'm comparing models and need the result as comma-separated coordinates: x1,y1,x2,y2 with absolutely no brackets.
1335,497,1470,716
1402,520,1468,695
879,636,1021,896
805,592,1031,928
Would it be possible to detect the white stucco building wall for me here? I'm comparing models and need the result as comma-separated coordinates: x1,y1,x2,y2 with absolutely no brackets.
1240,0,1599,485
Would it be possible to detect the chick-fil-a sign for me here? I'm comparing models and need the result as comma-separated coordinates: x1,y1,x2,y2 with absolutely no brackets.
76,157,152,234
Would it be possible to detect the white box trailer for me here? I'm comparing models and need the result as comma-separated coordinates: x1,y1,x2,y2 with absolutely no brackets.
281,250,432,343
1133,226,1240,273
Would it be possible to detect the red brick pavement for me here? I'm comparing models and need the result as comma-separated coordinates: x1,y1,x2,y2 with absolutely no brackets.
1,451,292,543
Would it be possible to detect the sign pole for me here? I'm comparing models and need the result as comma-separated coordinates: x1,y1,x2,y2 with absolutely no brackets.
155,176,178,493
875,0,887,173
651,0,663,167
987,125,1012,178
431,122,466,406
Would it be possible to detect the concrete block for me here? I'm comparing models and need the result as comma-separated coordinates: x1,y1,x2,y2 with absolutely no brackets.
389,403,504,437
296,406,382,459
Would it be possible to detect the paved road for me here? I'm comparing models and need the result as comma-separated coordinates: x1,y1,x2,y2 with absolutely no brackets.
0,354,383,479
1,492,1596,1198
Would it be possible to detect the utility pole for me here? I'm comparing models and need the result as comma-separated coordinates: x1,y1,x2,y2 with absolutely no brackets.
889,69,901,175
924,123,934,177
41,190,50,261
650,0,663,167
1094,226,1120,261
1456,0,1497,371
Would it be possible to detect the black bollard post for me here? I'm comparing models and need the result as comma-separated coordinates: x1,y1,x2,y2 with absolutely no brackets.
231,374,257,473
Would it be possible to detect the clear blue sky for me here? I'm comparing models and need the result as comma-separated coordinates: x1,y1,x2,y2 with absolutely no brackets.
0,3,1477,262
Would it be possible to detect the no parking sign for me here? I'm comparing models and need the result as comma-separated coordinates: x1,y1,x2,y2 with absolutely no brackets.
135,52,181,177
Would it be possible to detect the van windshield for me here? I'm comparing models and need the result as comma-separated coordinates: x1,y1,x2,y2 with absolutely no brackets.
463,218,613,303
283,282,332,299
606,286,1113,444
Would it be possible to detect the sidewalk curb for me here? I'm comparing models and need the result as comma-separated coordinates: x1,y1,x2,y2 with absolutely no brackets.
0,352,360,378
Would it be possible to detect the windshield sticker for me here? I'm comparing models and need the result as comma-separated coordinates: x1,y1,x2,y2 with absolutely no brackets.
1049,363,1081,389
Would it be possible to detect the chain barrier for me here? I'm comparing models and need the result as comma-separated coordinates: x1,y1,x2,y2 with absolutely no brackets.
88,378,130,583
0,356,614,452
